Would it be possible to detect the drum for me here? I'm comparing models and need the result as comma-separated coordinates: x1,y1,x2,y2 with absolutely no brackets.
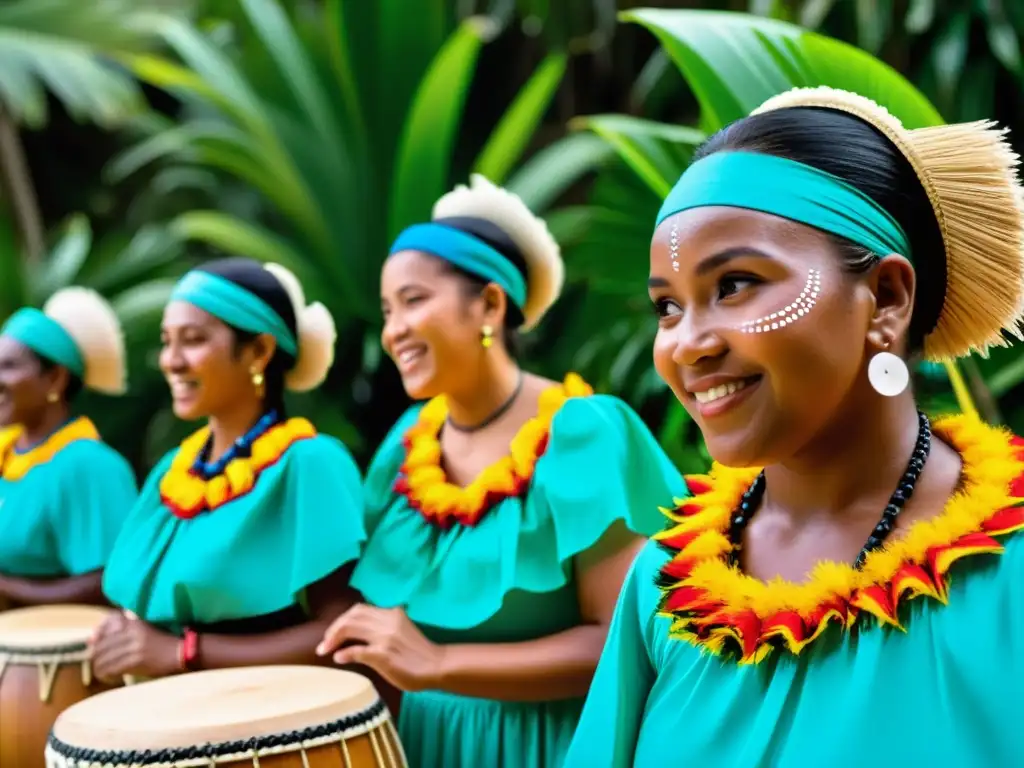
0,604,116,768
47,665,408,767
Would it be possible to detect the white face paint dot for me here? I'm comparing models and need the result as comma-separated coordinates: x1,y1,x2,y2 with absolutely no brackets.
734,268,822,336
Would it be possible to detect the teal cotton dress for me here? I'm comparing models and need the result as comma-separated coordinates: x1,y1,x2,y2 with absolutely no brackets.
564,413,1024,767
350,377,685,767
0,417,137,580
103,418,365,634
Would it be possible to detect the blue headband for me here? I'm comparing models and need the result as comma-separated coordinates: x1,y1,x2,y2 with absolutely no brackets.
656,151,912,260
389,223,528,309
169,270,298,356
1,308,85,377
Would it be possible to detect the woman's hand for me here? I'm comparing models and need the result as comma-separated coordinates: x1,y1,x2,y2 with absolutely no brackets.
89,612,180,682
317,604,445,692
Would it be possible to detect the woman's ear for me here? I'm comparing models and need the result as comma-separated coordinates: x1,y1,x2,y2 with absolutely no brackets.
249,333,279,370
480,282,508,327
45,365,70,399
865,254,915,352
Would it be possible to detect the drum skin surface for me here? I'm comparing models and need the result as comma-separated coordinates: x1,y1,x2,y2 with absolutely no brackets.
48,665,407,767
0,604,116,768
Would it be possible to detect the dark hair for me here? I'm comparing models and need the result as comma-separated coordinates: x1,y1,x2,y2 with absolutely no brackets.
195,257,298,415
694,107,945,352
34,355,83,403
432,216,529,359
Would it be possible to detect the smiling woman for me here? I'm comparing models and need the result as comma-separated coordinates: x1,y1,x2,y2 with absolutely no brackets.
92,258,367,687
0,288,136,609
565,87,1024,766
315,174,684,767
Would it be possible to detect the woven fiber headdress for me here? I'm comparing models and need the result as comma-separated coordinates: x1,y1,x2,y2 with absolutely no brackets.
753,87,1024,362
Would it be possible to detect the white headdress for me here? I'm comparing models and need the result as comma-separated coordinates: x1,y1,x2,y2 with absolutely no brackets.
433,174,564,331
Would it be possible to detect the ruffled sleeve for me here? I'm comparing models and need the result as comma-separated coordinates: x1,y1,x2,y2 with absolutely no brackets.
351,394,684,631
362,405,424,536
529,395,682,564
279,434,366,600
104,435,365,628
563,540,669,767
50,440,138,575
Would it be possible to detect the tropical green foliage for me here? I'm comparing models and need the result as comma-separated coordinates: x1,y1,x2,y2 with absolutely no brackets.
6,0,1024,473
0,0,188,129
101,0,614,460
565,8,1024,467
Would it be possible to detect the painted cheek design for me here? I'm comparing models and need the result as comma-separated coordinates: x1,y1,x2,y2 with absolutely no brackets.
739,269,822,334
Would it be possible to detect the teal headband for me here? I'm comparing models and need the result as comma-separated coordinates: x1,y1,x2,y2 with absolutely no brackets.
169,270,298,356
389,222,528,310
1,308,85,377
656,151,912,260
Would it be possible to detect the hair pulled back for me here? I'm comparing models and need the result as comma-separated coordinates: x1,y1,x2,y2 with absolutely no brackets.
432,216,529,359
695,107,946,352
196,257,298,415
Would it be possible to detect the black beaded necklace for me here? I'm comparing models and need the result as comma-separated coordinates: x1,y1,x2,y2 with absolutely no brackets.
727,410,932,570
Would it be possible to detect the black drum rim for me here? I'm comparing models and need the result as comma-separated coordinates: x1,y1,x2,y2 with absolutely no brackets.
46,696,388,765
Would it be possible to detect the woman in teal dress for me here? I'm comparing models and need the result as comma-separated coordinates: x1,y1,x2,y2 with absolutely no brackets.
0,287,136,608
565,88,1024,766
91,257,365,681
316,175,684,766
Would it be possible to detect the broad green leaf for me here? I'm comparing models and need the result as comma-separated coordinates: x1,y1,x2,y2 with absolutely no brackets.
621,9,944,131
388,16,495,238
573,115,704,197
322,0,367,149
33,214,92,301
930,11,970,107
0,0,164,128
111,278,177,331
505,133,613,212
168,211,311,282
473,51,567,184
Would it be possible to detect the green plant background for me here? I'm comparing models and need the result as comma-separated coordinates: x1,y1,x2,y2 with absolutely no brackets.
2,0,1022,478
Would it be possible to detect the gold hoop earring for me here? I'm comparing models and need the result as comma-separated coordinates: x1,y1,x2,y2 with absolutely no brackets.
481,324,494,349
46,391,59,404
251,368,265,398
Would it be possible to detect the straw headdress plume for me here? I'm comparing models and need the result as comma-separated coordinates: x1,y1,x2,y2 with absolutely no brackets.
753,86,1024,362
433,174,563,331
42,287,126,395
263,263,337,392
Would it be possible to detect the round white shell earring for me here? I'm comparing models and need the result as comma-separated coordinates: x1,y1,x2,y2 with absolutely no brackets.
868,351,909,397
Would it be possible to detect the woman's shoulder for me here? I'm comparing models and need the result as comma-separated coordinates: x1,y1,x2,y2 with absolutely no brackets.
54,435,134,476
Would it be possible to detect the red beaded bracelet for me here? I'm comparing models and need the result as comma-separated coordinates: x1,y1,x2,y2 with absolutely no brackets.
178,628,199,672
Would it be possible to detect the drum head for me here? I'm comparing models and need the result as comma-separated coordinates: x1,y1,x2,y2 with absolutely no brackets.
51,666,380,751
0,604,113,650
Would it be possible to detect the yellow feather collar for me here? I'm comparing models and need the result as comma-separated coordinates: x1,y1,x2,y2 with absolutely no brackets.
655,413,1024,663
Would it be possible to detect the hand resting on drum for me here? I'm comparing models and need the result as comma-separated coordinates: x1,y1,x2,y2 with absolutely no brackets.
88,611,180,682
316,604,445,692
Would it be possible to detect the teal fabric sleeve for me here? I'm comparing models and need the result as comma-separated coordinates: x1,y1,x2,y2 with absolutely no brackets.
351,394,685,630
102,435,365,630
52,440,138,575
656,151,912,259
562,540,671,767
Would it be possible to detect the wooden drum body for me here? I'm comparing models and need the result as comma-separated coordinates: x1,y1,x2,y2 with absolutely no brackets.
0,604,116,768
47,665,407,768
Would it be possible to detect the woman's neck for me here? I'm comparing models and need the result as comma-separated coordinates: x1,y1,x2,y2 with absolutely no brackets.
762,391,925,520
18,404,71,449
445,350,521,430
207,400,267,463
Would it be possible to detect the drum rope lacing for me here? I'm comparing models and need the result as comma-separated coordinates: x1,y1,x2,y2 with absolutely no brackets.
45,697,408,768
0,639,93,703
